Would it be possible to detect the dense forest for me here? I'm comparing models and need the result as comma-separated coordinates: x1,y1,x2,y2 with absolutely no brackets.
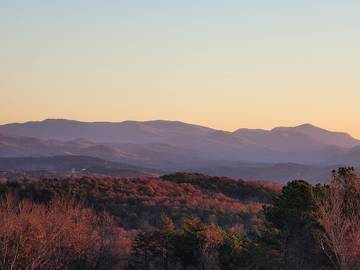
0,169,359,269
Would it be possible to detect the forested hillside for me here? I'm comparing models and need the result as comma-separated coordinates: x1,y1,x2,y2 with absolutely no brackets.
0,170,359,269
0,173,277,230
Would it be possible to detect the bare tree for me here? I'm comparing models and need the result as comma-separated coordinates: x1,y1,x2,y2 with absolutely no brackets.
315,168,360,270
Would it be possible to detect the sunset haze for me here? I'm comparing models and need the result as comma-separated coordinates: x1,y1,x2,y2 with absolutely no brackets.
2,1,360,137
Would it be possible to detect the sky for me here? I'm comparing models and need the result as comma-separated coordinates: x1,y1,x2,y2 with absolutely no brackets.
1,1,360,137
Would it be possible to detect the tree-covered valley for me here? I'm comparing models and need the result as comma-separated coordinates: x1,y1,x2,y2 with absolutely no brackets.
0,169,359,269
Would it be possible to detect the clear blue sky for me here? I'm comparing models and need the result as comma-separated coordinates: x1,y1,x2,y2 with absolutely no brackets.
1,1,360,136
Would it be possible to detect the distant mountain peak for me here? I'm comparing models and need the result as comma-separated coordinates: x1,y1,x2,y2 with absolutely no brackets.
43,118,71,122
272,123,321,132
38,118,80,124
296,123,318,128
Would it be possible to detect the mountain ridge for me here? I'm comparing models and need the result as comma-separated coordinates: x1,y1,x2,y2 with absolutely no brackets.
1,118,358,140
0,119,359,177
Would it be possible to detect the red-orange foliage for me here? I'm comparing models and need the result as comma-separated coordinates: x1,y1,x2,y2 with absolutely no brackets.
138,178,264,215
1,174,274,230
0,195,132,270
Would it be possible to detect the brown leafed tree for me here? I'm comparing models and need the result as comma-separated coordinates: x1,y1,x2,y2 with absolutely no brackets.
0,194,130,270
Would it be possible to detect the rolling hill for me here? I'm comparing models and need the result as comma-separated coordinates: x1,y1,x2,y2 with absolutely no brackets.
0,155,160,177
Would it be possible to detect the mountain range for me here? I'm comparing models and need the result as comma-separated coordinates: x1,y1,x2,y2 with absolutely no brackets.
0,119,359,182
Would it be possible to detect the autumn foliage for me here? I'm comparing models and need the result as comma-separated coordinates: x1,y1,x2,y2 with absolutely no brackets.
1,170,360,269
0,173,279,270
0,195,131,270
